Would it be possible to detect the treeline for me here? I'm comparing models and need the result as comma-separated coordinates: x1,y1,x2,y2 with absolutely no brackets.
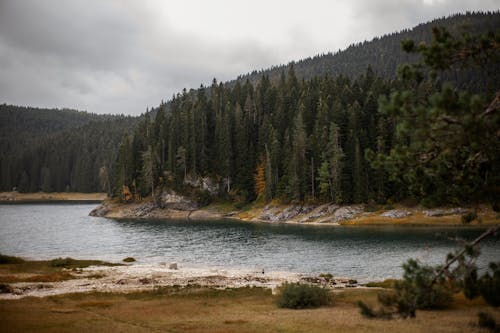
0,105,140,193
114,66,401,204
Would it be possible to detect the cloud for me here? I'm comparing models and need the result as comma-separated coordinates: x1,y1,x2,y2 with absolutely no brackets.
0,0,497,115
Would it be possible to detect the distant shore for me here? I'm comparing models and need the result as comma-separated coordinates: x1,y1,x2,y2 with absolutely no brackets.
0,192,106,203
90,199,499,226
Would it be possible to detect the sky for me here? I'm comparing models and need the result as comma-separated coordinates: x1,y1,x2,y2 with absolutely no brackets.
0,0,498,115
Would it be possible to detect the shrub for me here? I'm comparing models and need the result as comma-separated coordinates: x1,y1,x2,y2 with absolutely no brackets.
0,254,24,264
319,273,334,280
277,283,332,309
461,211,477,224
50,257,76,267
123,257,136,263
0,283,12,293
478,312,497,332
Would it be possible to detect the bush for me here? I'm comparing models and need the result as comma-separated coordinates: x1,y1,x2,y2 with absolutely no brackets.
277,283,332,309
461,211,477,224
478,312,497,332
0,283,12,293
123,257,136,263
0,254,24,264
50,257,76,267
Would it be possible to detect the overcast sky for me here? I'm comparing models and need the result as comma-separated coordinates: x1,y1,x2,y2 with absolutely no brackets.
0,0,497,115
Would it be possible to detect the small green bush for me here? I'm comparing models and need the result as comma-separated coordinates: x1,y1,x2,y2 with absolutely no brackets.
123,257,136,263
0,254,24,264
319,273,333,280
50,257,76,267
277,283,332,309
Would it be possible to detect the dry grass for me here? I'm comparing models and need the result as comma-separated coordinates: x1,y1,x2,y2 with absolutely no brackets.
0,191,106,202
340,209,499,226
0,271,75,283
0,287,497,333
0,256,120,283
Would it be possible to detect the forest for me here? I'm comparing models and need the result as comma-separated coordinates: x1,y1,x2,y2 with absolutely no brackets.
112,13,499,207
0,105,140,193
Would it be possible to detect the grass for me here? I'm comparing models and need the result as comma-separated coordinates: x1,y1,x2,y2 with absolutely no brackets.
0,287,496,333
364,279,398,288
0,255,120,283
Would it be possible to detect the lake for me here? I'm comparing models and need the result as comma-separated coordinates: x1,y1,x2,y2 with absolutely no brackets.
0,203,498,281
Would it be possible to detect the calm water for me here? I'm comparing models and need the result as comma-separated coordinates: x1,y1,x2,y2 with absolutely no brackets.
0,203,498,281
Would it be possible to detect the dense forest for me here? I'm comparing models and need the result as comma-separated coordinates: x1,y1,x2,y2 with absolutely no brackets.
0,105,140,193
112,13,499,206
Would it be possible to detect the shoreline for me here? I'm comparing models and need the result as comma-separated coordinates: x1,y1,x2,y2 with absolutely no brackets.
90,199,499,226
0,191,106,203
0,260,360,300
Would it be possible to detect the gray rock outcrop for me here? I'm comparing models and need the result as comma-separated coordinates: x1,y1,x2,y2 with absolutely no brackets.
381,209,412,218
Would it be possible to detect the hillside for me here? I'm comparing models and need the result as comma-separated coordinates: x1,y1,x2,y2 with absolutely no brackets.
112,12,498,206
234,12,499,90
0,105,141,193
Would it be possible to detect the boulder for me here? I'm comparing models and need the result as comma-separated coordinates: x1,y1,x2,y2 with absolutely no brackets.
169,263,178,270
89,203,110,217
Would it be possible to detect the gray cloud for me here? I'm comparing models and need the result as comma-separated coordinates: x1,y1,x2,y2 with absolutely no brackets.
0,0,497,115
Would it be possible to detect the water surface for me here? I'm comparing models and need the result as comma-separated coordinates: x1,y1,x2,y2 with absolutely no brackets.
0,203,498,281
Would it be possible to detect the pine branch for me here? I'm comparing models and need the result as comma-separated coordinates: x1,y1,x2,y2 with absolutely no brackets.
432,224,500,284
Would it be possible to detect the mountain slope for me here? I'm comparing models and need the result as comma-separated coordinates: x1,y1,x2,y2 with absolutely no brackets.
234,12,499,87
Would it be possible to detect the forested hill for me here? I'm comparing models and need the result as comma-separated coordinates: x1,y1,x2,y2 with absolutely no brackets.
112,12,498,206
0,105,141,193
234,12,499,87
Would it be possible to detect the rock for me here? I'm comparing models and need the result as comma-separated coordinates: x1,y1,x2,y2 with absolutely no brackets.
423,208,469,217
381,209,412,218
275,205,303,221
131,202,156,217
169,263,178,270
89,203,110,217
332,205,363,222
159,190,197,211
298,204,330,223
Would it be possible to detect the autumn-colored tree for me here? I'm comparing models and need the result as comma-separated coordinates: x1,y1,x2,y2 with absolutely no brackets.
254,158,266,199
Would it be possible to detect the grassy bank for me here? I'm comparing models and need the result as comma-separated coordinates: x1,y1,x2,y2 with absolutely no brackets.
0,191,106,202
0,255,120,284
0,286,496,333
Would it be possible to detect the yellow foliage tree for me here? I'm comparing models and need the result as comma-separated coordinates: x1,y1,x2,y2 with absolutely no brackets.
254,159,266,198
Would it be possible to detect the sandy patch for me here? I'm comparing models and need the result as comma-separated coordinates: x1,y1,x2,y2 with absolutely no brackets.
1,263,358,299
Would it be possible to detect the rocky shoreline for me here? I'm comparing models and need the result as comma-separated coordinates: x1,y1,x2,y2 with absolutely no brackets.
89,196,497,226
